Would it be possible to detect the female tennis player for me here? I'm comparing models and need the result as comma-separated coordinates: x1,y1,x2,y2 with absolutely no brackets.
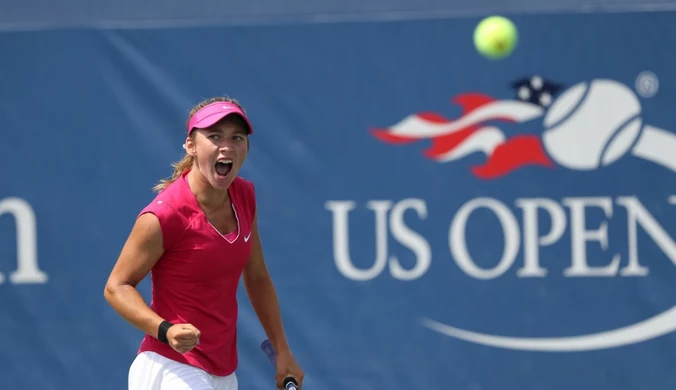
104,96,304,390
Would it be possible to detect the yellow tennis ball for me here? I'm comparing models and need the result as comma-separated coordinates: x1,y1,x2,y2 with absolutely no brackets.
473,16,518,59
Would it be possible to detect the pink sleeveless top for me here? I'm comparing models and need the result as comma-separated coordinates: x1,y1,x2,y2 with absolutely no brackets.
136,170,256,376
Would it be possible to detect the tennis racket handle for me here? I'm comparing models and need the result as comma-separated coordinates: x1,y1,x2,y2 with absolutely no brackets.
284,377,300,390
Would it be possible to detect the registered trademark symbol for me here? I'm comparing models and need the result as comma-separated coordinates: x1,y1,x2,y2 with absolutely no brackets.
635,71,659,98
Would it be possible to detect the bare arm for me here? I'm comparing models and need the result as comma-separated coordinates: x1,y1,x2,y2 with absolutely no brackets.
103,213,166,338
243,213,290,353
244,213,305,387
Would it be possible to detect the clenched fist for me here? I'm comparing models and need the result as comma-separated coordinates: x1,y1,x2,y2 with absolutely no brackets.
166,323,201,354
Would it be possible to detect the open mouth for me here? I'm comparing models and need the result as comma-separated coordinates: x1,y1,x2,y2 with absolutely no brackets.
215,158,233,179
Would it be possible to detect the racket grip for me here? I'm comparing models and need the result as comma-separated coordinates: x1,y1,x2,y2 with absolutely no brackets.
284,377,300,390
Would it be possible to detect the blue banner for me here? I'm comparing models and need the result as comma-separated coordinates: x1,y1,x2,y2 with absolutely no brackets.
2,10,676,390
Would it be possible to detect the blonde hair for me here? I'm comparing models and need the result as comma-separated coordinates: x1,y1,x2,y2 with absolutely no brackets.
152,96,247,193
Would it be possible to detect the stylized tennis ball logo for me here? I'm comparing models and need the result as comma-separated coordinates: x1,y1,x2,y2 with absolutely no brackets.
541,79,644,170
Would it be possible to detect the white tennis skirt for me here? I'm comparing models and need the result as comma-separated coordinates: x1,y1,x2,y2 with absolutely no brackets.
128,351,238,390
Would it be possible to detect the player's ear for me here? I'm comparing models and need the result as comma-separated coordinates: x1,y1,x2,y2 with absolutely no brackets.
185,135,196,156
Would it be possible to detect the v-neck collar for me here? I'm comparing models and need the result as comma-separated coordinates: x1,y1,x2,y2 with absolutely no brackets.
179,170,241,244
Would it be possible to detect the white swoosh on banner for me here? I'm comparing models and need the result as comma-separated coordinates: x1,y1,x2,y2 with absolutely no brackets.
388,100,543,138
631,125,676,173
420,304,676,352
433,126,505,162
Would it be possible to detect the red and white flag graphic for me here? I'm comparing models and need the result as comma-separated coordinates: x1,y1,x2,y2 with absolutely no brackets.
372,93,555,179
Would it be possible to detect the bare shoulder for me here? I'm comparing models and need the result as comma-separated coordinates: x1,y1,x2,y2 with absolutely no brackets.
106,212,165,287
131,212,164,243
123,212,165,263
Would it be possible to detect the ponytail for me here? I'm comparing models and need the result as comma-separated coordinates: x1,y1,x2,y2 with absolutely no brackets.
152,153,194,192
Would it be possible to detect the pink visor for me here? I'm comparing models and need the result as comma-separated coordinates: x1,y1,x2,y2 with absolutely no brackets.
187,101,253,135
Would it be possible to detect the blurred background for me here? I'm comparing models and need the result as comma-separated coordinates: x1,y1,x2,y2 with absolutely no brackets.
2,0,676,389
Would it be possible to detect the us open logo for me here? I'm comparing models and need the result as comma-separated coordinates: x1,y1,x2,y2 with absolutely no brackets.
326,73,676,352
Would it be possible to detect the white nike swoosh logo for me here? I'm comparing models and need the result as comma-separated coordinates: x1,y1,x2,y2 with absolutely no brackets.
420,304,676,352
244,232,251,242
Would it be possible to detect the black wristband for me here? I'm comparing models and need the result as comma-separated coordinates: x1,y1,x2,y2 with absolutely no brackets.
157,321,174,344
